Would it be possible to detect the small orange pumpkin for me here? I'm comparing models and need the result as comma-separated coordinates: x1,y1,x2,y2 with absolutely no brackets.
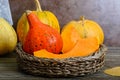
61,16,104,53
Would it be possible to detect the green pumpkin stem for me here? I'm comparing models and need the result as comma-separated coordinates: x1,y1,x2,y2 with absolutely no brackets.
80,16,85,26
35,0,42,11
80,16,87,38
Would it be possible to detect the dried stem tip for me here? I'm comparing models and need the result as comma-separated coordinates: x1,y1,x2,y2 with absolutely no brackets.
26,10,32,15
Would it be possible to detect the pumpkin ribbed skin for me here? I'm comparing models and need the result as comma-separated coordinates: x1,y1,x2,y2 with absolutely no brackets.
61,22,81,53
74,19,104,44
35,11,60,31
16,0,60,44
17,13,29,44
0,18,17,54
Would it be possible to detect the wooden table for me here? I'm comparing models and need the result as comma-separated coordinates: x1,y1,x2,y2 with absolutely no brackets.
0,47,120,80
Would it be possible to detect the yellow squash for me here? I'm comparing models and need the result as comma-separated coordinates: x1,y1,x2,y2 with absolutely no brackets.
0,18,17,55
17,0,60,44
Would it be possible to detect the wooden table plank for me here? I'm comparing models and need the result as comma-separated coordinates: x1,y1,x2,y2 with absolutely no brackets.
0,58,16,63
0,47,120,80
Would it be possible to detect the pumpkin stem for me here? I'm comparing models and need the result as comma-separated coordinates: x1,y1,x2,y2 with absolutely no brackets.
80,16,87,38
26,10,32,15
80,16,85,26
34,0,42,11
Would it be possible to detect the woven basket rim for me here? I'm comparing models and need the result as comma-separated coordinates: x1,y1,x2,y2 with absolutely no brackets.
16,43,107,62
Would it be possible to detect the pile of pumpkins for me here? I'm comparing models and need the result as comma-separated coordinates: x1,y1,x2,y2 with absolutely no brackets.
0,0,104,59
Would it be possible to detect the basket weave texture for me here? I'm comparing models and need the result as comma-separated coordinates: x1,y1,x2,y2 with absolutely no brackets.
16,43,107,77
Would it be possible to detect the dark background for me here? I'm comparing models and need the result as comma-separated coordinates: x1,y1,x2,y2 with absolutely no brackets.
9,0,120,47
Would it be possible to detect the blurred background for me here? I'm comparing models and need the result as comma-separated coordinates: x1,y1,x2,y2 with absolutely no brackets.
9,0,120,47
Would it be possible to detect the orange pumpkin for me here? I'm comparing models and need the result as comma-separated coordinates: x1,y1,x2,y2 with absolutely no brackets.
17,0,60,44
23,11,63,54
61,16,104,53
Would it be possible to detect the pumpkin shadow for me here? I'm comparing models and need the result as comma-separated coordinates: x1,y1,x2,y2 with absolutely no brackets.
0,50,16,58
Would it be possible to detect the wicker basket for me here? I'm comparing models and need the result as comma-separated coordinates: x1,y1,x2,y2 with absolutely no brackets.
16,43,107,77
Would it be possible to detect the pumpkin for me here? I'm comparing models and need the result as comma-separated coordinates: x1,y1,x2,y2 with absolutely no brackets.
23,11,63,54
61,21,81,53
17,0,60,44
0,18,17,55
34,37,99,59
61,16,104,53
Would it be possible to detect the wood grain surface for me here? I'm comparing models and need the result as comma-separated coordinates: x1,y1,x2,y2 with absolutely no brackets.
0,47,120,80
